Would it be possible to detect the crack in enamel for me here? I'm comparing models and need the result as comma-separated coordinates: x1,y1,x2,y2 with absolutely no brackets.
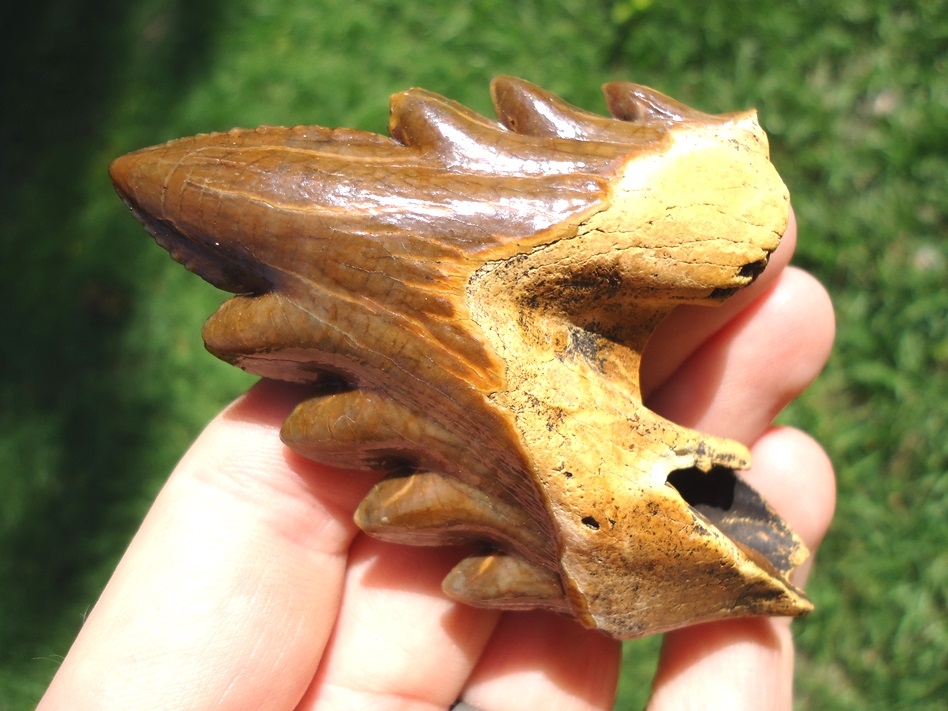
110,77,809,638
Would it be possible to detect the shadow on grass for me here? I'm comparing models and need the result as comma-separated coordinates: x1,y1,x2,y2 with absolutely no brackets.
0,0,226,696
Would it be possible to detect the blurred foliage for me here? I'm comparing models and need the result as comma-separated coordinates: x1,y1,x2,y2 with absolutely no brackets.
1,0,945,708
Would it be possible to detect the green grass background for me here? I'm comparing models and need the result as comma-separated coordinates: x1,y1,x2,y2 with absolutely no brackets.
2,0,945,708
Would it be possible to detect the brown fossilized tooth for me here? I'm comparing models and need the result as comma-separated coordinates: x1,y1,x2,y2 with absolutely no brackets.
110,77,811,638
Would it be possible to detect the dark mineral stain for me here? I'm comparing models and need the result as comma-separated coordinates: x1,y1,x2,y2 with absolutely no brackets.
565,325,607,373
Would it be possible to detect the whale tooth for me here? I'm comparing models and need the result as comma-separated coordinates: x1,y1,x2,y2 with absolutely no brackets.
114,76,807,638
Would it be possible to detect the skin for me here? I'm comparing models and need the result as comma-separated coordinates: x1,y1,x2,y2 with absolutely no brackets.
38,211,836,711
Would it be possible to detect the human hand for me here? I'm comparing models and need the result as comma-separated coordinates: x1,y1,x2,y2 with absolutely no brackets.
38,212,835,711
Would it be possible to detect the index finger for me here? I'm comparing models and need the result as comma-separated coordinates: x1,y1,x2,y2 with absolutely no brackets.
641,210,798,395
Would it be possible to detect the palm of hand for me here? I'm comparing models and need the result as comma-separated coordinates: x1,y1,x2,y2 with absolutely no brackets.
39,217,835,711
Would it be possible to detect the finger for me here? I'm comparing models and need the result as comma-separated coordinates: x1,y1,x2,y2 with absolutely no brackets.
642,210,799,394
297,537,499,710
459,611,621,711
647,426,836,711
742,427,837,590
645,266,835,443
40,380,377,711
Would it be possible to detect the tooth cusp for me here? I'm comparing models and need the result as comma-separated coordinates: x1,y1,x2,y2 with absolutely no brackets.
443,552,569,613
355,471,550,558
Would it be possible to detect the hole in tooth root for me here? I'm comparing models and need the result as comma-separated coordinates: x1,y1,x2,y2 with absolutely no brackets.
739,258,769,280
709,286,739,300
667,466,800,573
581,516,600,530
666,466,736,513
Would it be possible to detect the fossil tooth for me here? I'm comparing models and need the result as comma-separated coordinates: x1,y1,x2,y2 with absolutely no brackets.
111,77,809,638
444,552,570,613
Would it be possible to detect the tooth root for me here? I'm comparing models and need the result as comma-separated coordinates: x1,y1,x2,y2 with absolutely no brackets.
355,471,551,558
443,552,569,614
